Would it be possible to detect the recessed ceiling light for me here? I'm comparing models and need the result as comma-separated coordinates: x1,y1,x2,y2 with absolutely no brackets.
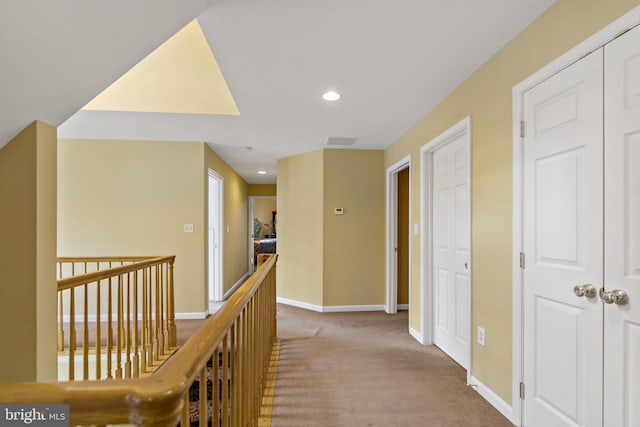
322,90,341,101
258,170,267,175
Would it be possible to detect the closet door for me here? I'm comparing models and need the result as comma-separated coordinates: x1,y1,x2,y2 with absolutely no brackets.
603,25,640,427
522,48,604,427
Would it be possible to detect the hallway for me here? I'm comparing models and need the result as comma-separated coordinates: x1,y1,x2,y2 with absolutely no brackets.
269,304,512,427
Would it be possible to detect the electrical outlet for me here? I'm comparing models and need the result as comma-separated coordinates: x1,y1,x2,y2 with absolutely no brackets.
477,327,486,346
183,224,194,233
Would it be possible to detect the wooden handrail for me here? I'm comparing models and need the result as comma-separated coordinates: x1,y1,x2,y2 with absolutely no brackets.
57,256,175,290
0,254,278,426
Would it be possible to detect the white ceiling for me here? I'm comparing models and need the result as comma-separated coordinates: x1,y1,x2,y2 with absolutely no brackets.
3,1,556,184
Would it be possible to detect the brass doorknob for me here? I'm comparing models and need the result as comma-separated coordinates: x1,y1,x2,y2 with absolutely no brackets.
599,288,629,305
573,284,597,298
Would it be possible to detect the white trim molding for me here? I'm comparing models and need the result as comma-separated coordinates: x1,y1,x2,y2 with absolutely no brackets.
510,6,640,426
409,327,424,344
385,155,411,315
276,297,385,313
175,312,208,320
322,305,385,313
397,304,409,311
222,272,250,301
469,376,514,424
208,168,224,303
276,297,324,312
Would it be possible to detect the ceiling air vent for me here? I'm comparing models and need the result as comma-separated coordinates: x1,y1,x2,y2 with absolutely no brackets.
326,137,357,146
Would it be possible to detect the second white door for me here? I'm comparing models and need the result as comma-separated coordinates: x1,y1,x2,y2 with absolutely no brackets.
432,132,470,368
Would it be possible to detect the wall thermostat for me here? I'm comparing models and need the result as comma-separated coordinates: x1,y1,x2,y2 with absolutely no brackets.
334,208,344,215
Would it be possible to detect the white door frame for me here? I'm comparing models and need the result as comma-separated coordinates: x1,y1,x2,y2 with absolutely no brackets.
511,7,640,426
386,156,411,315
208,169,224,305
420,116,472,376
248,195,276,273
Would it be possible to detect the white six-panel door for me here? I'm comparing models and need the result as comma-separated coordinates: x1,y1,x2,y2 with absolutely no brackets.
603,25,640,427
432,133,470,368
522,49,604,427
522,23,640,427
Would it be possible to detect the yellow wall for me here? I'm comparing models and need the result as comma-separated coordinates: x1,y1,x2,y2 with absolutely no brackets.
248,184,277,197
277,149,385,307
253,198,276,239
0,121,57,382
322,150,385,306
277,150,324,305
59,139,249,313
384,0,640,403
204,145,249,294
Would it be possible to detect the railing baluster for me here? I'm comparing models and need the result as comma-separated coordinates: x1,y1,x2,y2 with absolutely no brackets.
116,274,123,378
58,291,64,352
181,393,190,427
230,321,237,426
142,267,148,374
199,364,207,427
214,345,220,427
96,279,101,380
107,276,113,379
83,283,89,380
69,287,75,381
125,272,131,379
133,271,139,378
222,331,229,427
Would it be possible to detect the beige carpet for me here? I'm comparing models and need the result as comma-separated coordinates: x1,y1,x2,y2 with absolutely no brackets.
270,304,513,427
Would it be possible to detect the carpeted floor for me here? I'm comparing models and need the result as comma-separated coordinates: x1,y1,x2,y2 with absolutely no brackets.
270,304,513,427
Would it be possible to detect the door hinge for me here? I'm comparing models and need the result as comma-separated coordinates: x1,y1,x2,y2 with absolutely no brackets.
520,252,525,269
520,121,525,138
519,382,525,399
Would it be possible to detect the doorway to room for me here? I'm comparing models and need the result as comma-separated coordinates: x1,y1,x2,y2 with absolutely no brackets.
386,156,411,320
248,196,277,273
208,170,224,311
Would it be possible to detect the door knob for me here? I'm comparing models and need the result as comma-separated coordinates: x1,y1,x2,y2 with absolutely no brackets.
573,284,597,298
599,288,629,305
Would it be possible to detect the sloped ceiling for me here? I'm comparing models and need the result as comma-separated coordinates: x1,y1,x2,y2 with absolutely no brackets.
2,1,557,184
0,0,210,148
83,20,238,116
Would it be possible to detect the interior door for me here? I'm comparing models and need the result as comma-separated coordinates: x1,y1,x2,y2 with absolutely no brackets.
603,25,640,427
432,133,470,368
522,49,604,427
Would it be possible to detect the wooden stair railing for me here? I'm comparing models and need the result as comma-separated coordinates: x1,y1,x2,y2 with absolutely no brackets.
0,254,278,427
56,256,177,380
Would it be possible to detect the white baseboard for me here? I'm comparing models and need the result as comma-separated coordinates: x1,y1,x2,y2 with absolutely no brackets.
322,304,385,312
223,272,250,300
469,375,515,424
276,297,385,313
409,327,425,344
175,312,208,320
276,297,323,312
397,304,409,310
